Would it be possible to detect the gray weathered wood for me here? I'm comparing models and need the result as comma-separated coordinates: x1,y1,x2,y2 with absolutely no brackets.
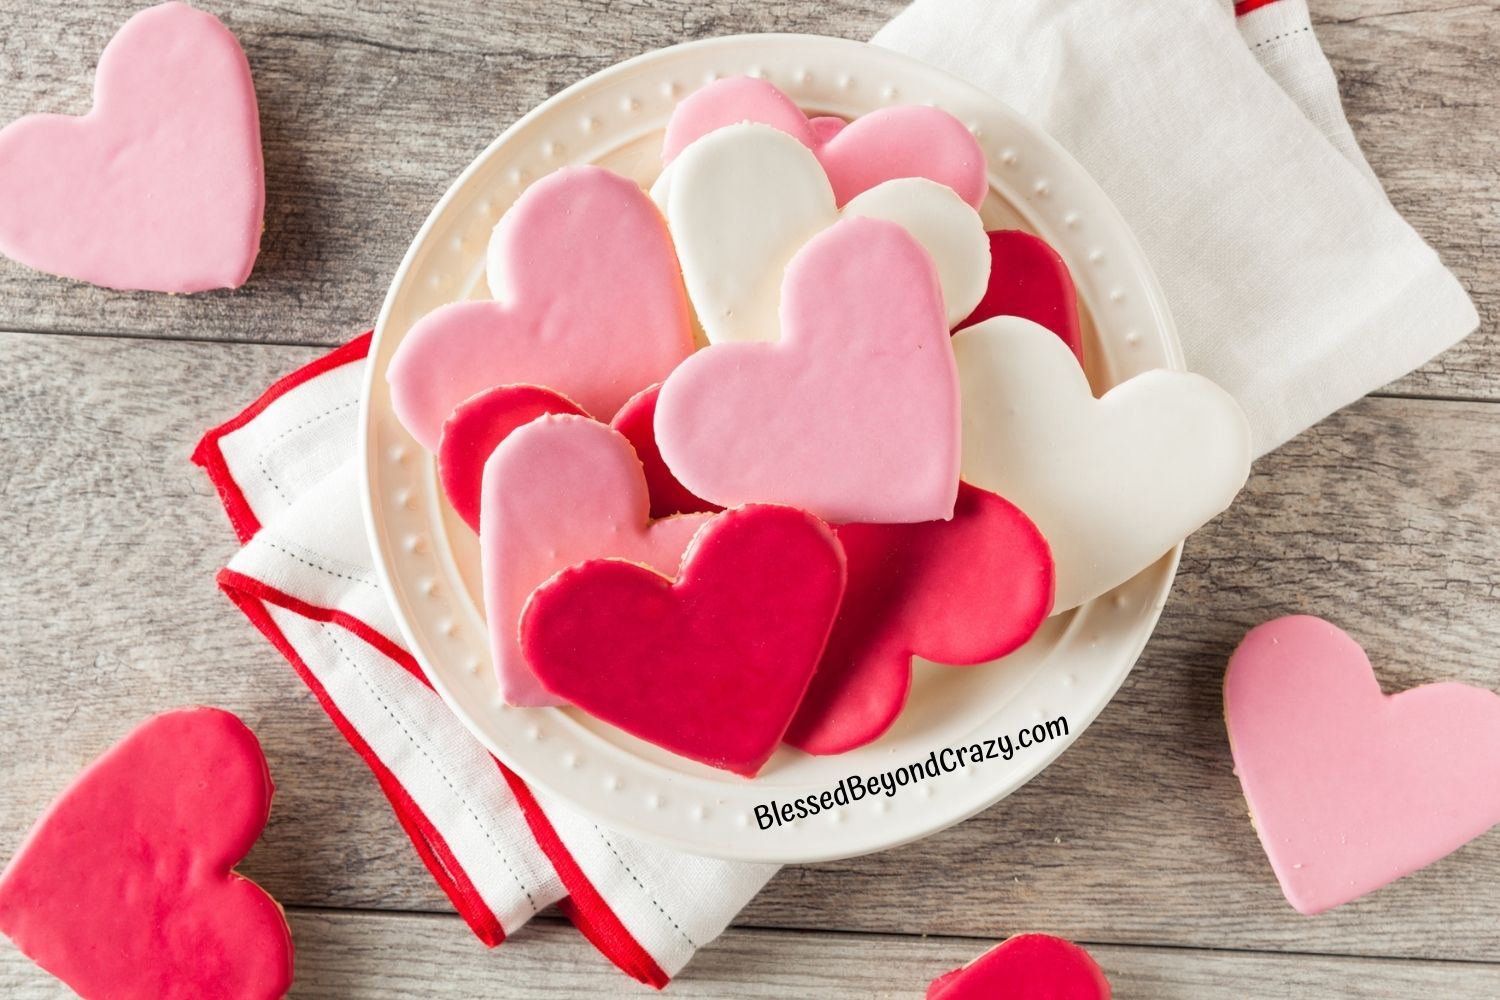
2,330,1498,966
5,910,1500,999
0,0,1493,403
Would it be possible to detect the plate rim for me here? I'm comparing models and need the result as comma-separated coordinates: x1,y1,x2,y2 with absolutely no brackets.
359,32,1183,864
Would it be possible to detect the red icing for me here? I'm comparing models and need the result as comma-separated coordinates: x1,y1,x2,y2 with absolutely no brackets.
438,384,587,531
785,483,1055,755
960,230,1084,364
521,505,846,776
927,934,1111,1000
609,383,722,520
0,707,293,1000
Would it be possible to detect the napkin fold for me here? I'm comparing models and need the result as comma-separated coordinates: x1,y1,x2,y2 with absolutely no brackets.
876,0,1476,455
193,333,775,988
195,0,1477,985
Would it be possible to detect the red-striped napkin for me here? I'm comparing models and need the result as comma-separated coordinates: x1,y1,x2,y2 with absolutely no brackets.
194,334,775,988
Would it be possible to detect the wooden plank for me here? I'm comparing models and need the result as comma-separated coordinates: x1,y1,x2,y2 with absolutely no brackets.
2,331,1498,960
0,0,1492,402
5,911,1499,998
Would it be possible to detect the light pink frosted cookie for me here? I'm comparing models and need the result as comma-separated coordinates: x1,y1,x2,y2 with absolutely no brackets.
481,415,711,706
662,75,986,209
655,215,960,525
1225,615,1500,915
387,166,695,451
0,708,293,999
0,2,263,292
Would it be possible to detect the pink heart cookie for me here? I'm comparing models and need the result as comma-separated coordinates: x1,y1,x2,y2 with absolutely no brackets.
927,934,1112,1000
0,707,293,1000
1225,615,1500,914
521,504,847,776
662,75,987,209
387,165,695,451
785,483,1055,755
481,414,711,706
655,215,961,525
438,384,587,532
0,3,263,292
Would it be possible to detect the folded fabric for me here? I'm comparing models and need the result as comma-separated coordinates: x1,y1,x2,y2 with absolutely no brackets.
193,334,775,988
875,0,1477,454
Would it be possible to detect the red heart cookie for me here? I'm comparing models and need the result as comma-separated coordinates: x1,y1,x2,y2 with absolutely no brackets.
438,383,587,531
959,230,1084,365
927,934,1111,999
0,3,263,292
520,504,847,776
609,383,722,520
0,707,293,1000
387,165,695,451
785,483,1055,755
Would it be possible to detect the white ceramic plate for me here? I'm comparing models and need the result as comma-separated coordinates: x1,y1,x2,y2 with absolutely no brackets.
360,34,1182,864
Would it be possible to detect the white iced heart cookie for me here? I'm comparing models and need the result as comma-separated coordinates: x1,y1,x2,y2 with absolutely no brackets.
954,317,1252,613
665,123,988,343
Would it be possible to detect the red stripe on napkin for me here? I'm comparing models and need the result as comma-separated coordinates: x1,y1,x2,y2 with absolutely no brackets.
1234,0,1284,15
218,570,506,947
499,767,671,989
190,331,374,545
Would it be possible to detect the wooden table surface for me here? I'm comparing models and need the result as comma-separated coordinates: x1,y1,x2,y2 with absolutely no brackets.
1,1,1497,996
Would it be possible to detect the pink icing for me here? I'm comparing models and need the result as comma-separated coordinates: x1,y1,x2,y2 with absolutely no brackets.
387,165,695,451
0,707,293,999
0,2,263,292
1225,615,1500,915
654,215,961,525
661,76,987,208
520,504,847,776
481,415,710,706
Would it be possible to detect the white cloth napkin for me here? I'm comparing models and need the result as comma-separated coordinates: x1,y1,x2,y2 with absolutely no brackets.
876,0,1477,454
197,0,1477,984
194,334,775,987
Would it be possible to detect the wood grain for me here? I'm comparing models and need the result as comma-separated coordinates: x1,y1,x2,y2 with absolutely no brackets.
5,910,1499,999
2,331,1497,965
0,0,1492,403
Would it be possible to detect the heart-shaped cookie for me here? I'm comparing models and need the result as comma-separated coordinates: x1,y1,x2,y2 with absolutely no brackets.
662,75,987,209
786,483,1054,755
665,124,988,344
482,415,712,707
610,384,722,520
954,317,1251,611
1225,615,1500,915
927,934,1111,1000
0,3,263,292
0,707,293,1000
960,230,1085,365
521,504,847,776
656,215,961,525
387,165,694,450
438,384,587,531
